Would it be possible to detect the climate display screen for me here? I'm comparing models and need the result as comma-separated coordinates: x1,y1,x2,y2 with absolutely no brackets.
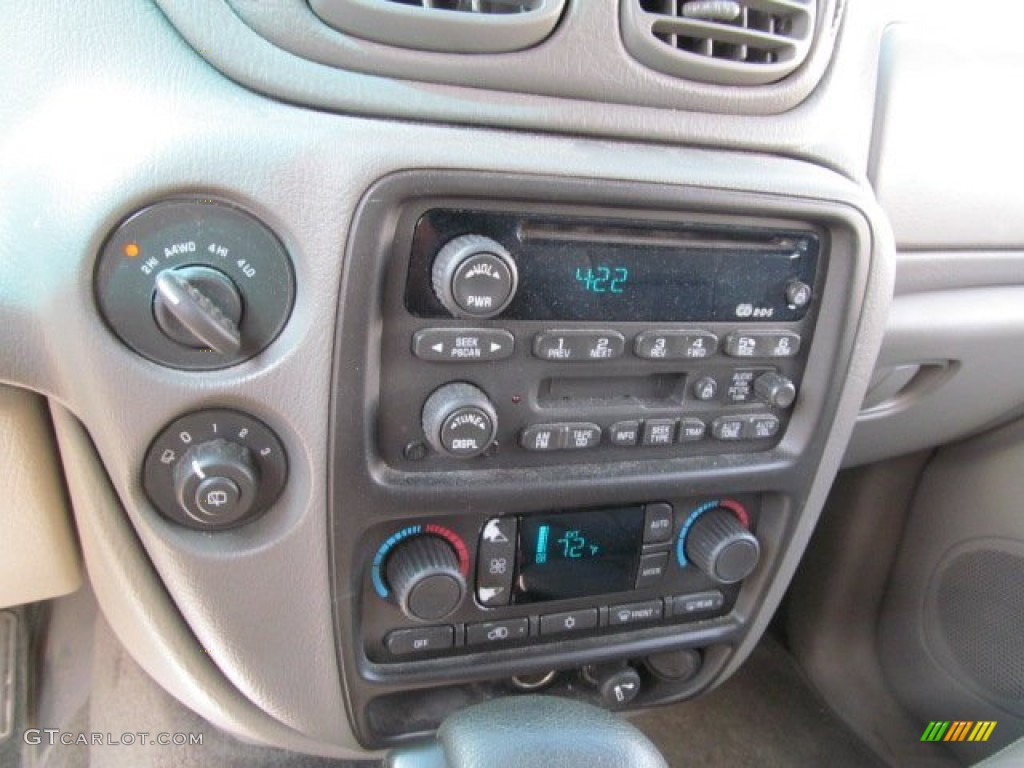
514,507,645,603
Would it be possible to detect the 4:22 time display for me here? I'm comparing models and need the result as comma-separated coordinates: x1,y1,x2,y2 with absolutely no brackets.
574,266,629,295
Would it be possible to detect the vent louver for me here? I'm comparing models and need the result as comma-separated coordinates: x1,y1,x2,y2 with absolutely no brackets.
310,0,565,54
622,0,817,85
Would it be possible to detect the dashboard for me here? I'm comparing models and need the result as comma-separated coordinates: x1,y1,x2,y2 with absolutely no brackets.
2,0,1023,761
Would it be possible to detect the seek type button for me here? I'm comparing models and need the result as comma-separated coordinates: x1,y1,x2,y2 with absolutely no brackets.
533,330,625,362
609,600,664,627
413,328,514,362
476,517,517,607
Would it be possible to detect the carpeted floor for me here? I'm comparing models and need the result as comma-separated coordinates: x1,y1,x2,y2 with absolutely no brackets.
630,637,885,768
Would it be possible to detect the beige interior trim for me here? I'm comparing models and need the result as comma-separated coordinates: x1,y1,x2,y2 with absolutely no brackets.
0,386,81,608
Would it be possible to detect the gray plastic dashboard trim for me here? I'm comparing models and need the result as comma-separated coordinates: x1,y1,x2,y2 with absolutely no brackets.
0,0,891,754
150,0,891,181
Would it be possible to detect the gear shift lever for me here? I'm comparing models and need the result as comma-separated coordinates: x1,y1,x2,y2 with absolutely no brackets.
386,695,668,768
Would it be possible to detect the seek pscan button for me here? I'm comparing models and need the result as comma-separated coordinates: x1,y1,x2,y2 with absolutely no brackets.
413,328,514,362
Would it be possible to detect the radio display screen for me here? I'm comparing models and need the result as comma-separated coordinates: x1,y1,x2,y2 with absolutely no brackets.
514,507,645,603
406,210,820,323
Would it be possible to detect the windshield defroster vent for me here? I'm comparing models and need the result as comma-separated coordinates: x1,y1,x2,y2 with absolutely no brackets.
622,0,817,85
309,0,565,53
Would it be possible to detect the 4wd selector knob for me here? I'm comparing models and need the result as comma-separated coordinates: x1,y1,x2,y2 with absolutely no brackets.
685,508,760,584
422,383,498,458
386,536,467,622
431,234,518,319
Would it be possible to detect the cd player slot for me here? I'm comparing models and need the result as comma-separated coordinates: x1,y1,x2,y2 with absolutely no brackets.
538,374,687,408
516,222,800,252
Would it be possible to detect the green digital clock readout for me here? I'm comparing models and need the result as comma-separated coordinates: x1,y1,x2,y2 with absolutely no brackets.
574,266,629,295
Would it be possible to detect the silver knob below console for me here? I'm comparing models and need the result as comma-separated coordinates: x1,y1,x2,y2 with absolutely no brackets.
431,234,518,319
754,372,797,409
685,508,760,584
386,536,467,622
422,382,499,458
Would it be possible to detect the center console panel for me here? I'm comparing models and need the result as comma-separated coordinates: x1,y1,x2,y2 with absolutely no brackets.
330,170,874,748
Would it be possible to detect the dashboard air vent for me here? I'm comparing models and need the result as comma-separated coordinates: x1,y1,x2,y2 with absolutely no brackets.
309,0,566,54
622,0,817,85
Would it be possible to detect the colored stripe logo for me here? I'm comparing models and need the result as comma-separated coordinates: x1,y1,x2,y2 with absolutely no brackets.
921,721,997,742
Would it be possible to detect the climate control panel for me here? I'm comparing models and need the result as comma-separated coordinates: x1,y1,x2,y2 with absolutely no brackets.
359,497,760,663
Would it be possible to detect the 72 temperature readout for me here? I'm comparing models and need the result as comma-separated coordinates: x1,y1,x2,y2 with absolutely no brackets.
535,525,601,564
574,266,629,295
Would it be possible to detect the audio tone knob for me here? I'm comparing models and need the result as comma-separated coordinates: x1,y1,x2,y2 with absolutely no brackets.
386,536,467,622
754,372,797,409
685,508,760,584
431,234,518,319
422,383,498,458
172,439,259,528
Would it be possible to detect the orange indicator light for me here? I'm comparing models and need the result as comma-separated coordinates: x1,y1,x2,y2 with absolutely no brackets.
124,243,140,258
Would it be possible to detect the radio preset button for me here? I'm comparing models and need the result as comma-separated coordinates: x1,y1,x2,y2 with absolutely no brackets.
566,423,602,450
533,330,625,362
678,418,707,442
412,328,514,362
643,503,675,544
635,552,669,589
634,330,718,360
672,590,725,617
711,416,746,441
477,517,517,607
540,608,598,636
385,626,454,656
724,331,801,359
609,600,664,627
521,425,567,452
642,419,676,446
466,618,530,646
609,421,641,447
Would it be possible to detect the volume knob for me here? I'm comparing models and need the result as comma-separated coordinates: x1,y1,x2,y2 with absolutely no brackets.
431,234,518,319
685,508,760,584
386,536,467,622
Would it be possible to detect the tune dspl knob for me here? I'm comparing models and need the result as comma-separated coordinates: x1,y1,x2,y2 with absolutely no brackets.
421,382,499,458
